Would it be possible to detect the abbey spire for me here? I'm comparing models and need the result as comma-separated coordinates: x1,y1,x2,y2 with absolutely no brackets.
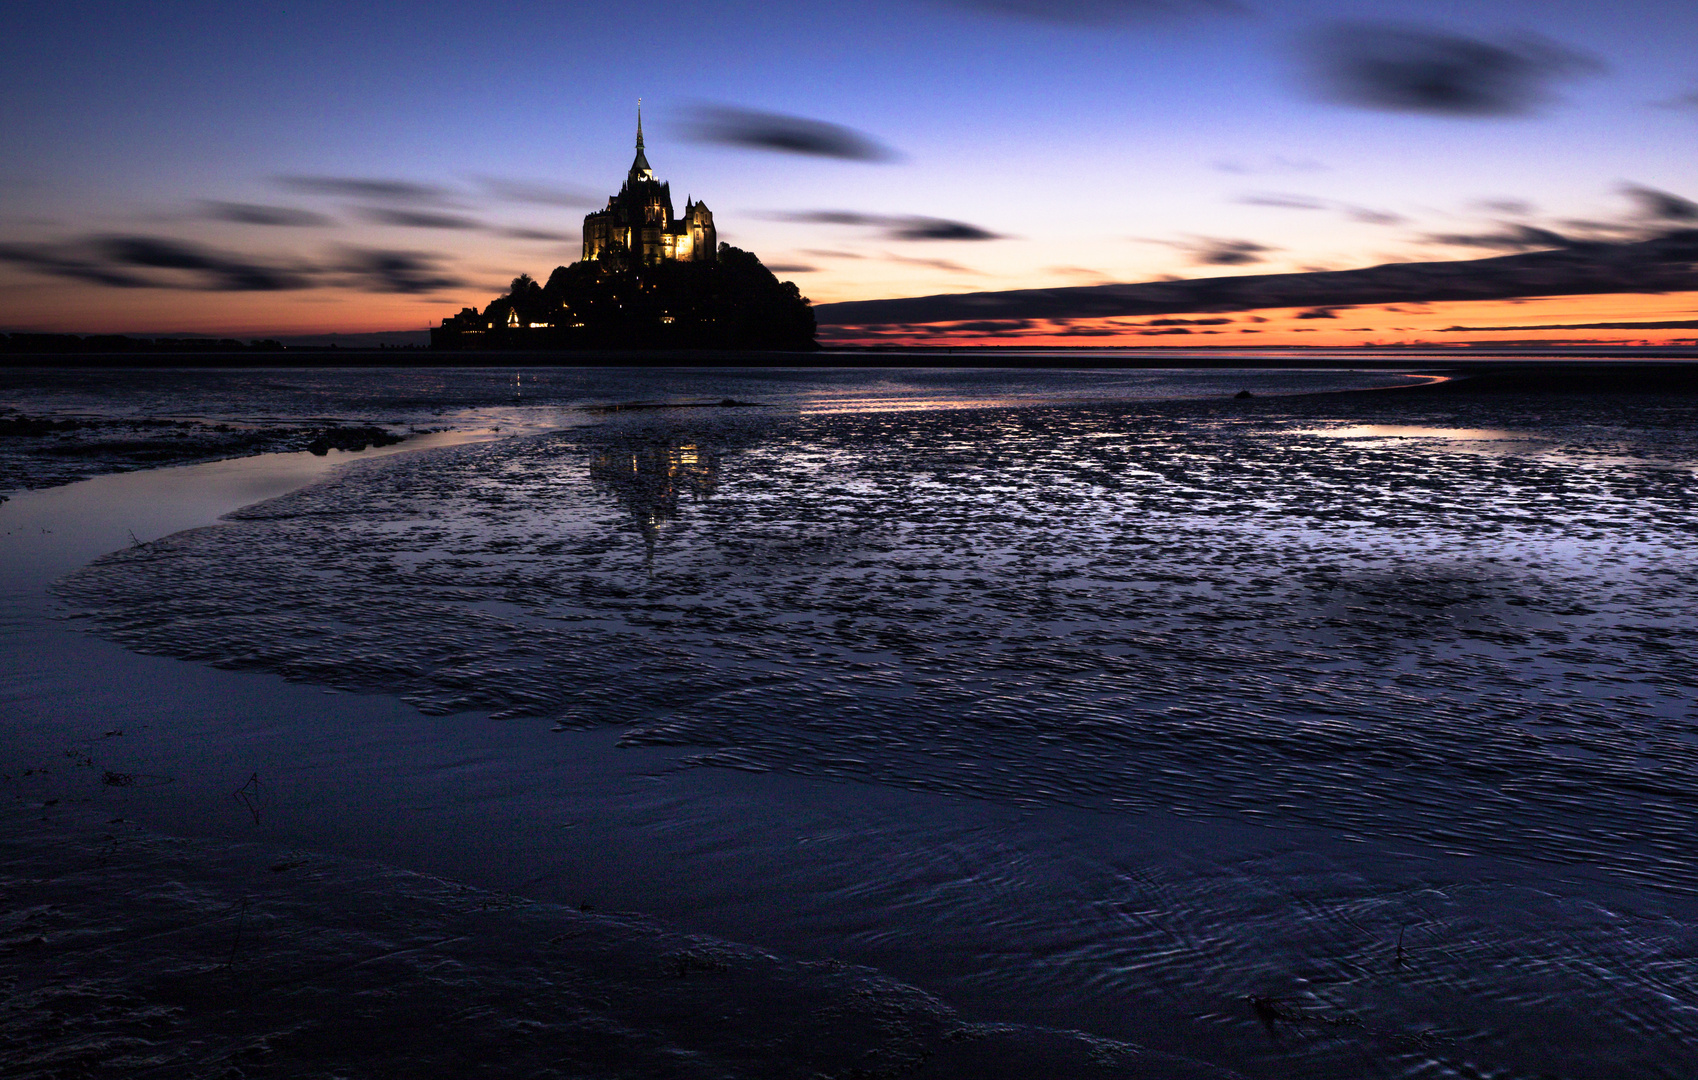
629,101,654,183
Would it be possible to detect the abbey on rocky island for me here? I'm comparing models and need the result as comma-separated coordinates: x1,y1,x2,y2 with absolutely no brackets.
581,109,716,265
430,110,813,351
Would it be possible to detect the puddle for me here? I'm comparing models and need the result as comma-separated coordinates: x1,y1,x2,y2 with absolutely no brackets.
1293,424,1536,440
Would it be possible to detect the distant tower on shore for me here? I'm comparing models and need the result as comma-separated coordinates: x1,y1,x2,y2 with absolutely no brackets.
582,104,717,265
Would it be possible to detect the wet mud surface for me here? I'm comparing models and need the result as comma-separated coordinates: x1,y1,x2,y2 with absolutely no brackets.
2,798,1201,1080
0,412,407,493
58,392,1698,879
15,369,1698,1077
0,364,1412,495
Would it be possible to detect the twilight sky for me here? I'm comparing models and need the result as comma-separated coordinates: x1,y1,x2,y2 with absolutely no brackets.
2,0,1695,346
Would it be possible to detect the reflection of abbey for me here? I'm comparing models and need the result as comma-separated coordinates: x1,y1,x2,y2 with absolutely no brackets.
589,440,718,559
582,110,716,265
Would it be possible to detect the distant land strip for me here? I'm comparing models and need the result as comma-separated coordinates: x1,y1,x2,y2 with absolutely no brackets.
814,231,1698,326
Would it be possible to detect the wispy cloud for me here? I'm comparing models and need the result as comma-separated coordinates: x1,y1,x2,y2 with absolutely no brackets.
277,176,452,203
1211,156,1327,175
203,202,335,227
882,252,982,273
927,319,1035,334
500,227,575,242
1442,318,1698,332
1239,193,1329,211
0,234,462,294
815,230,1698,325
1346,207,1407,225
772,211,1005,241
356,207,484,230
1302,22,1603,117
333,249,464,294
1185,237,1275,265
1621,184,1698,222
0,236,313,291
474,178,598,207
1424,224,1577,251
1235,192,1405,226
1047,265,1113,283
1472,197,1536,215
687,106,900,162
0,241,155,288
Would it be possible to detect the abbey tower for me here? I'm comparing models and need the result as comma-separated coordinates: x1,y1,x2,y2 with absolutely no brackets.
581,109,716,265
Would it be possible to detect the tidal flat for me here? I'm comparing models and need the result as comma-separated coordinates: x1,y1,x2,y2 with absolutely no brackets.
4,363,1697,1078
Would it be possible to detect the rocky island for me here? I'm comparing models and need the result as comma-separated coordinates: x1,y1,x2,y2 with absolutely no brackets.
432,112,815,351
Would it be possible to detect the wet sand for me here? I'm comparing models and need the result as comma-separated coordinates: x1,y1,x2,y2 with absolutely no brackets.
5,365,1698,1078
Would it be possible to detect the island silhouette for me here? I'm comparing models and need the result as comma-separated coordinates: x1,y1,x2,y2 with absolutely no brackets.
433,110,815,351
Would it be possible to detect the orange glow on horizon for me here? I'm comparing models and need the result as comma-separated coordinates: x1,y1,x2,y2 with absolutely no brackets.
6,270,1697,349
818,292,1698,349
0,279,473,338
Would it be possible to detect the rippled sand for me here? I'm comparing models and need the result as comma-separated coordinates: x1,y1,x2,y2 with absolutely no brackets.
5,796,1207,1080
60,392,1698,865
31,376,1698,1077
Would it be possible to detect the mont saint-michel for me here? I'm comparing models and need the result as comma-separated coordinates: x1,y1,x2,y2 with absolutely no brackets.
432,114,815,350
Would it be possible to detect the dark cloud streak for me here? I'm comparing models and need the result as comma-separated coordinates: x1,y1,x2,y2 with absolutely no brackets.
500,227,575,242
334,249,463,294
816,231,1698,325
1622,184,1698,222
774,210,1004,241
357,208,484,230
1189,238,1272,265
0,242,154,288
1425,224,1576,251
1238,193,1328,210
1237,192,1405,226
1443,319,1698,332
277,176,451,203
94,237,310,291
0,235,460,294
1304,22,1602,117
204,202,334,227
689,107,899,162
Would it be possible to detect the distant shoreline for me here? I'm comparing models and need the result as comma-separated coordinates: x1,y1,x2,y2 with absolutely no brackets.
4,350,1698,395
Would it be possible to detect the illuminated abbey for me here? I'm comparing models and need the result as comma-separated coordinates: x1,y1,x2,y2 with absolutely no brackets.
432,110,812,350
582,109,716,265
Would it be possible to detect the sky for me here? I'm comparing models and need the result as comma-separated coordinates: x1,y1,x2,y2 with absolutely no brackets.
1,0,1695,347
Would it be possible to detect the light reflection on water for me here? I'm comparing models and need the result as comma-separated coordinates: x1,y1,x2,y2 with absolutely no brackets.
589,442,719,555
1295,425,1534,441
